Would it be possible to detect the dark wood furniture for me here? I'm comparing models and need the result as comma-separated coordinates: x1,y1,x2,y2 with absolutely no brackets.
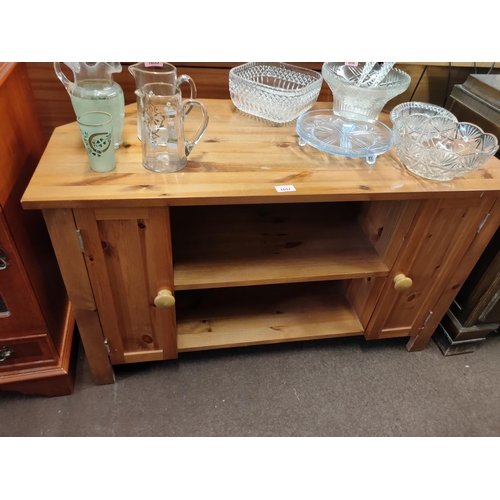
0,62,76,396
435,225,500,355
447,73,500,152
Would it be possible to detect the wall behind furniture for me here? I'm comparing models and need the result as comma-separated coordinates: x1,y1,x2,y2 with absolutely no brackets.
26,62,499,143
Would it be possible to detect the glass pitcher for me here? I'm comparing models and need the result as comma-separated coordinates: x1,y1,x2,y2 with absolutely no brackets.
54,62,125,149
129,62,197,141
136,83,209,173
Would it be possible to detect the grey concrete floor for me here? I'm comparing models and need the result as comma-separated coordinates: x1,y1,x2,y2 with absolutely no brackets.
1,332,499,437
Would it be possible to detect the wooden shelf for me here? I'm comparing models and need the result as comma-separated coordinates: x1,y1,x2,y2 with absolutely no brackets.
171,203,389,290
176,281,364,352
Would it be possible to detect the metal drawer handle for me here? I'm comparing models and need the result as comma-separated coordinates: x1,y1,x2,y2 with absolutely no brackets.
0,246,8,270
0,346,14,362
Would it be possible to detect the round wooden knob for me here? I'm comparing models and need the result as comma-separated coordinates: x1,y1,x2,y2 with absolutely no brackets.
154,289,175,308
393,274,413,292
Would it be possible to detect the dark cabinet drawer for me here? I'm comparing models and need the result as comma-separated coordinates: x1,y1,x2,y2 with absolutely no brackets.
0,334,57,370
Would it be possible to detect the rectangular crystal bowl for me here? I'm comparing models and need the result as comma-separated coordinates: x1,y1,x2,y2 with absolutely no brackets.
229,62,323,123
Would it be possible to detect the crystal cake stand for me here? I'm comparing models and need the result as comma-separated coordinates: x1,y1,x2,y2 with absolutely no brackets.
296,110,393,164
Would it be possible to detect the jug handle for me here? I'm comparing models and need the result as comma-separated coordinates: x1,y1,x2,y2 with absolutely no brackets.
54,62,72,91
183,100,209,157
177,75,197,115
176,74,197,100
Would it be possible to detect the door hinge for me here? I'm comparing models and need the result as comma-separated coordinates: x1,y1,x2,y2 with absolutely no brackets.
421,311,433,329
477,213,490,233
76,229,85,252
104,340,110,355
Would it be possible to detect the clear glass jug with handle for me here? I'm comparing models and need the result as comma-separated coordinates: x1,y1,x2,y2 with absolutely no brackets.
129,62,197,141
136,83,209,173
54,62,125,149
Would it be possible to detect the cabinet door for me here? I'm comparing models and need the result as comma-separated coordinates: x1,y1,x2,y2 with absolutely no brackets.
74,207,177,364
348,199,421,328
365,197,496,340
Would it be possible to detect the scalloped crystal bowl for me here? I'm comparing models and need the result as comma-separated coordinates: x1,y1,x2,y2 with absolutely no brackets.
322,62,411,121
390,101,457,125
393,114,499,181
229,62,323,123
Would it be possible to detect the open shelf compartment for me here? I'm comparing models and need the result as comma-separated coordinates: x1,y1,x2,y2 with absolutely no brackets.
176,280,364,352
171,202,389,290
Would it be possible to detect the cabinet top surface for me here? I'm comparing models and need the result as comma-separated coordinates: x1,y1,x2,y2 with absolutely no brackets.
22,99,500,209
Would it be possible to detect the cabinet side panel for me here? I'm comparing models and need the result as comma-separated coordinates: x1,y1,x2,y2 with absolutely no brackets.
347,278,386,329
358,200,421,266
43,209,114,385
408,197,500,350
74,209,130,364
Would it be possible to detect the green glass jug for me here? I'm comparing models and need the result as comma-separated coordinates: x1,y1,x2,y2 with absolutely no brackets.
54,62,125,149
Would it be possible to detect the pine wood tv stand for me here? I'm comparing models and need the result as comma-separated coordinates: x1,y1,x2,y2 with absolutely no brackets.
22,100,500,385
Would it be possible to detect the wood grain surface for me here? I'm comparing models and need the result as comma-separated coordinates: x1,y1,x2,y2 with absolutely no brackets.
21,99,500,210
171,203,389,290
176,281,364,351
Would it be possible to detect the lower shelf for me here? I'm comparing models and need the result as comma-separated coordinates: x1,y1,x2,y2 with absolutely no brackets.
176,281,364,352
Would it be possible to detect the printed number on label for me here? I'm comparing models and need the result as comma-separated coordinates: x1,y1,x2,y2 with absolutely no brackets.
275,185,296,193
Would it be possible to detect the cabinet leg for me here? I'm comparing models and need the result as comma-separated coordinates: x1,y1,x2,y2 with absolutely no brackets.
42,208,115,386
75,316,115,385
406,333,431,351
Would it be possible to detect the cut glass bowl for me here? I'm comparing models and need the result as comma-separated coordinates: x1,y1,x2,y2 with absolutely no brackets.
390,101,457,125
393,114,499,181
229,62,323,123
322,62,411,122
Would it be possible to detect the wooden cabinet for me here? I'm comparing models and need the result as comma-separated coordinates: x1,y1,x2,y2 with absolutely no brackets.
21,99,500,385
0,63,76,396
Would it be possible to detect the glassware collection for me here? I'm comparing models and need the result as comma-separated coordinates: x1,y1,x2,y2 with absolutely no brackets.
54,61,499,180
